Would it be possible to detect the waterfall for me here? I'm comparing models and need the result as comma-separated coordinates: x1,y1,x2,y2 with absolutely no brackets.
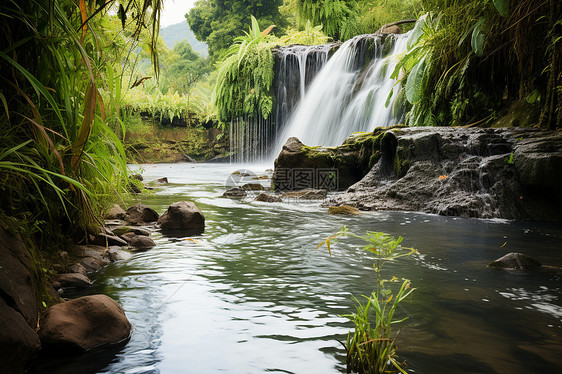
229,44,334,163
274,32,410,153
274,43,336,131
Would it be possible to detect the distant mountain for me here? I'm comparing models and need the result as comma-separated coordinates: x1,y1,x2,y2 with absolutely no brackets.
161,21,209,58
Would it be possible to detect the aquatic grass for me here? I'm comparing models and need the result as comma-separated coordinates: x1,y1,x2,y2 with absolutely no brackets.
317,227,417,373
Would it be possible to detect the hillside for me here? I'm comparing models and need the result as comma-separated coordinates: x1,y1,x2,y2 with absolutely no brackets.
161,21,208,58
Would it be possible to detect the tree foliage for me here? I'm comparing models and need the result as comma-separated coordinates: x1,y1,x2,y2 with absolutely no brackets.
186,0,288,61
394,0,561,129
296,0,420,41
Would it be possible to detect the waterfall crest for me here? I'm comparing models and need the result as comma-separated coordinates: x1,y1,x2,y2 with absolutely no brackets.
274,32,410,154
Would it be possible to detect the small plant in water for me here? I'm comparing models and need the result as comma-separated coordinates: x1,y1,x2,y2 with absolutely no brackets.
317,227,418,373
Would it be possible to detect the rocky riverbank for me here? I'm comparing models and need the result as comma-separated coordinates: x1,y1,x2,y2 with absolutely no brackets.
0,197,206,373
273,126,562,220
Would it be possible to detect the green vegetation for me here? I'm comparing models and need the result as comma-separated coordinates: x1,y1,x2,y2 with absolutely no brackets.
317,228,417,373
187,0,288,61
213,16,278,121
295,0,420,41
0,0,162,238
393,0,561,129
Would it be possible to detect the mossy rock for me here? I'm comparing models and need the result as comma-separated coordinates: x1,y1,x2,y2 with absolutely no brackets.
328,205,361,215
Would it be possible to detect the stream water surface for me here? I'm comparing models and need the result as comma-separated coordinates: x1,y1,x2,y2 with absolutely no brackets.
41,163,562,374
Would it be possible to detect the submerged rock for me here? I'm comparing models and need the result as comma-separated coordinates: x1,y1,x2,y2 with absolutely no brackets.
328,205,361,215
241,183,265,191
254,193,282,203
488,252,543,271
283,189,328,200
38,295,131,354
121,232,155,250
223,187,247,199
157,201,205,235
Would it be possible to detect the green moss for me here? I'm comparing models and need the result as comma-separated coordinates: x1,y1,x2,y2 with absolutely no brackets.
328,205,362,215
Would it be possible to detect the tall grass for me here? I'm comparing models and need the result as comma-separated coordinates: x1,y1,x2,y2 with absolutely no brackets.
0,0,163,245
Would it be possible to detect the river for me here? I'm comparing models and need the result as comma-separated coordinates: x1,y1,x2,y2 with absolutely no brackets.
37,163,562,374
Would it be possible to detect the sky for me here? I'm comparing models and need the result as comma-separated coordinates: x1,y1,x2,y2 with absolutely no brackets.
160,0,196,28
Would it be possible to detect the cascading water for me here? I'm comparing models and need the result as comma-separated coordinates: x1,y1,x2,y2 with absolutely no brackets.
274,44,337,130
229,45,333,163
274,32,410,153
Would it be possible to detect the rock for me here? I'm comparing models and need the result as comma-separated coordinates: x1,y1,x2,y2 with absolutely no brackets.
0,228,39,329
488,252,543,271
111,226,151,237
283,189,328,200
273,135,378,191
104,219,127,227
38,295,131,354
56,273,92,289
157,201,205,235
107,247,133,261
80,256,110,273
328,205,361,215
131,173,143,181
93,233,128,247
66,263,87,276
380,25,401,34
0,227,41,372
121,233,156,250
241,183,265,191
125,203,159,225
316,127,562,220
76,245,111,262
105,204,126,220
155,177,168,184
222,187,247,199
254,193,283,203
0,298,41,374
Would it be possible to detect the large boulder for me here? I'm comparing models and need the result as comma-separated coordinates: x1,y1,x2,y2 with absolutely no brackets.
273,132,387,192
38,295,131,354
157,201,205,235
0,227,41,372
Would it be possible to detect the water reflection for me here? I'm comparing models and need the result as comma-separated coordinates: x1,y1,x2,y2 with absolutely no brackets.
42,163,562,373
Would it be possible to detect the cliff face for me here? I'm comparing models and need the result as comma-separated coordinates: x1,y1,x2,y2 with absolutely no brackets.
273,127,562,220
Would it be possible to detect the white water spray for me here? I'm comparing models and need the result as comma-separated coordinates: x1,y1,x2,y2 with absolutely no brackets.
274,32,410,154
